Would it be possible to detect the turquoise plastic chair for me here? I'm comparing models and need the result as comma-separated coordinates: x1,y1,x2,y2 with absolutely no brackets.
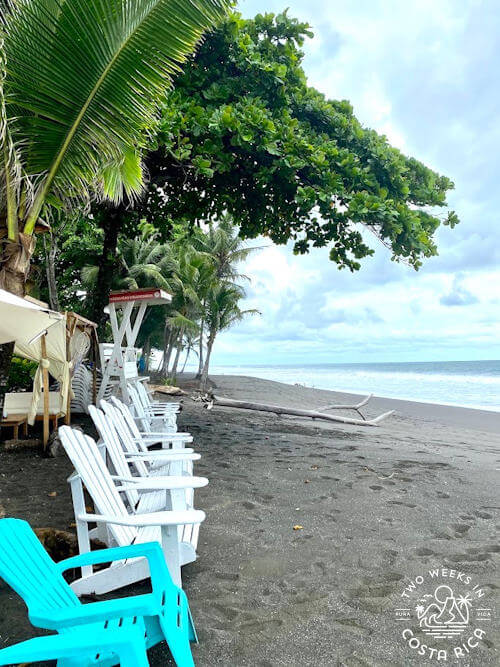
0,518,197,666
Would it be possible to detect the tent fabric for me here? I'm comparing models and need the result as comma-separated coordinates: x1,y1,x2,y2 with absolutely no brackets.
0,289,62,346
15,317,71,424
0,290,68,425
0,291,93,425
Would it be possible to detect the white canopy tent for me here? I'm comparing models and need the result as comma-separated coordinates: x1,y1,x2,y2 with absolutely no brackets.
0,290,97,446
0,289,63,346
0,289,65,444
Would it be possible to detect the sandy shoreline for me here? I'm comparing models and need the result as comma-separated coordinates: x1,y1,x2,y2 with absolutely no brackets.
0,374,499,665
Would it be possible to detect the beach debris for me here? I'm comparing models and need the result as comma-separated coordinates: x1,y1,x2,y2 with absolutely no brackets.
48,491,57,497
35,527,105,561
304,479,310,484
293,525,303,531
204,395,394,427
3,438,41,451
311,465,319,470
0,505,5,519
150,384,187,396
319,393,374,420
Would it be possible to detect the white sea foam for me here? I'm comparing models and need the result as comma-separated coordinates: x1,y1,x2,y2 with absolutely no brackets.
204,360,500,412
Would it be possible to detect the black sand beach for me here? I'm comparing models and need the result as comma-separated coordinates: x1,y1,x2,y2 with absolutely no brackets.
0,374,499,666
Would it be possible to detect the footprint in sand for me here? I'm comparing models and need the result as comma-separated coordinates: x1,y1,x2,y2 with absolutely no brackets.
447,552,490,563
241,501,257,510
416,547,436,556
451,522,471,536
386,500,417,508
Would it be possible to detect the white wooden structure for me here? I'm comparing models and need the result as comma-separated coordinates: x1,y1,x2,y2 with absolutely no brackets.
97,288,171,403
59,426,206,592
127,382,178,433
135,380,181,415
91,403,202,555
109,395,192,450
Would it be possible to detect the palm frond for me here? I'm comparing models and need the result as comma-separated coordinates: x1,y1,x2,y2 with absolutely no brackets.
2,0,229,232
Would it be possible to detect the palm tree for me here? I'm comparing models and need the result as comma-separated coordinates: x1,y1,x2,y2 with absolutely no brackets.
0,0,229,391
199,283,259,389
82,225,169,293
193,217,263,375
160,245,213,379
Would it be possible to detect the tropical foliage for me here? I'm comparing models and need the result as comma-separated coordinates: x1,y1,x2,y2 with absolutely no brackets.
0,0,229,295
2,6,459,391
79,220,259,384
0,0,229,397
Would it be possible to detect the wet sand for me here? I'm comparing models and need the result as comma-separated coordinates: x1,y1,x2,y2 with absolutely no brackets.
0,375,499,666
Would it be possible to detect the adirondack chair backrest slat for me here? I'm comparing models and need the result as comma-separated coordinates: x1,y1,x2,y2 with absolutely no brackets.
126,383,151,433
136,382,179,413
89,404,142,509
58,427,137,546
127,384,177,434
100,401,150,477
110,396,147,445
0,519,80,614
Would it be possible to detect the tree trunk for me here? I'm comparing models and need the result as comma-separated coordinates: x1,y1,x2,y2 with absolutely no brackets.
199,331,215,389
180,345,191,373
0,234,34,410
170,326,185,378
43,234,60,311
196,315,204,378
143,336,151,372
207,396,394,427
161,324,174,376
87,204,125,336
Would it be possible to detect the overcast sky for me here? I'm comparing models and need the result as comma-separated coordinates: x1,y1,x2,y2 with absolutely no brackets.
211,0,500,366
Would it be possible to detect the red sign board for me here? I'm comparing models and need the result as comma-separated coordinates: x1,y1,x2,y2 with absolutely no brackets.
109,288,171,304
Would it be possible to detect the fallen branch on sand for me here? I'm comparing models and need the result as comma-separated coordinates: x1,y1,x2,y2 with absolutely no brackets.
319,393,374,420
204,395,394,427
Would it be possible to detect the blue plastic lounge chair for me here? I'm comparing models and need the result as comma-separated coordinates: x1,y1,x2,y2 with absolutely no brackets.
0,623,148,666
0,518,197,666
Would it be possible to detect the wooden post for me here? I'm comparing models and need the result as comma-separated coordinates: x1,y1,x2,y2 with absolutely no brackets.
65,313,72,425
40,334,50,448
92,330,98,405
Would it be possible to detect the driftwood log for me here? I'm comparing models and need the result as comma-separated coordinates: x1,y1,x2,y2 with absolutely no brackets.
206,395,394,427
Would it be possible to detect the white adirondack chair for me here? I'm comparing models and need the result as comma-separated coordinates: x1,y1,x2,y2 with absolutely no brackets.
97,399,201,551
59,426,207,593
89,404,197,496
110,396,192,450
136,380,181,413
128,383,178,433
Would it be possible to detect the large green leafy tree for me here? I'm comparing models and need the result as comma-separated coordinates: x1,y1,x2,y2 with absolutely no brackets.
0,0,229,393
39,10,458,340
147,11,457,269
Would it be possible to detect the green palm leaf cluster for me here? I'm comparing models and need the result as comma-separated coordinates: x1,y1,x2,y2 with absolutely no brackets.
0,0,229,293
81,218,259,383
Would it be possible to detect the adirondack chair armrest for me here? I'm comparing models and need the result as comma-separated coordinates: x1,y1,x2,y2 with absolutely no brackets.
77,509,206,527
30,593,157,630
135,433,193,442
57,541,179,603
114,475,208,491
123,451,200,461
149,403,180,411
141,405,177,414
57,540,164,573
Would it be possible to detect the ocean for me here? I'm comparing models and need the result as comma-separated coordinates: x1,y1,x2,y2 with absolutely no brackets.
206,360,500,412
